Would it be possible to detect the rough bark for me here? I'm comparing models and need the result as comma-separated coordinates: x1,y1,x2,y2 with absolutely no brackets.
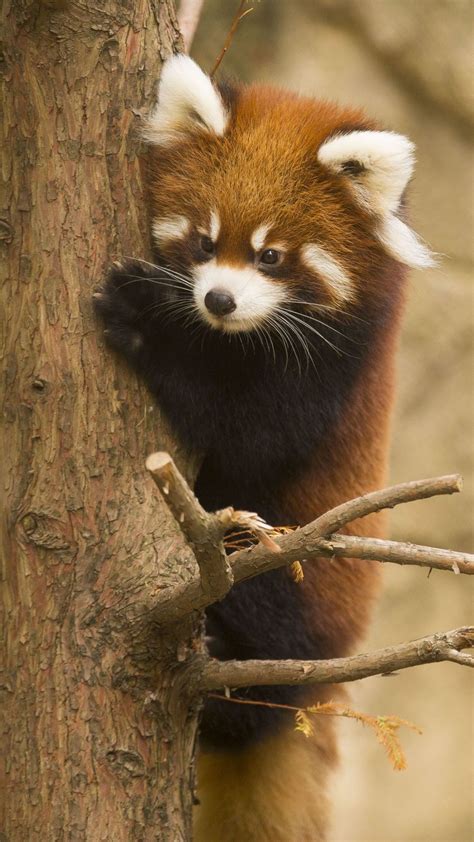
0,3,203,840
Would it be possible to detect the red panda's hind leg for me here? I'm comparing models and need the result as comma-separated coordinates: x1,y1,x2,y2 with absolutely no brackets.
194,719,336,842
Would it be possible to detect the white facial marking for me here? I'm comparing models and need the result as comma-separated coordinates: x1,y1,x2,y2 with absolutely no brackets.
301,244,353,301
318,130,415,216
378,215,436,268
210,210,221,242
152,215,190,245
143,55,228,146
251,223,272,252
193,261,287,332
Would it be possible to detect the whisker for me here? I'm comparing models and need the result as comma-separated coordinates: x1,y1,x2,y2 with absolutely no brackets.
243,323,257,354
260,319,280,365
111,276,194,295
288,310,362,345
120,257,194,286
236,331,247,355
269,312,309,375
122,256,193,284
285,297,368,324
265,315,290,370
284,310,351,358
251,318,272,359
276,313,314,374
123,255,162,271
137,298,196,320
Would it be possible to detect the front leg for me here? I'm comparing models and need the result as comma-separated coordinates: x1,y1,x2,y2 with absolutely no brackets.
94,258,217,452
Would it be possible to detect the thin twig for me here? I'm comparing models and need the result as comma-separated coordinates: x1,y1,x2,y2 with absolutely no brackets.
210,1,254,78
177,0,205,54
316,535,474,575
200,626,474,690
309,475,463,537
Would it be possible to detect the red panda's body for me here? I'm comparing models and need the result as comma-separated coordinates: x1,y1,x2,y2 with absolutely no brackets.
95,56,432,841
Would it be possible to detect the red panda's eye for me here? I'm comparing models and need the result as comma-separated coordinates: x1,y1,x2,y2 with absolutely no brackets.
200,236,215,255
260,249,281,266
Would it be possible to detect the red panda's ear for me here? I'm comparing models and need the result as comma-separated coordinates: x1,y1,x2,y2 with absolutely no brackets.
318,130,415,215
143,55,228,146
318,131,435,268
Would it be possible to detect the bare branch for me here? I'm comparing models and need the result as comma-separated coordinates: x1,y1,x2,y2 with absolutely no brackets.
177,0,205,53
200,626,474,691
316,535,474,575
146,452,233,603
147,459,472,623
232,533,474,581
231,475,470,583
308,474,463,537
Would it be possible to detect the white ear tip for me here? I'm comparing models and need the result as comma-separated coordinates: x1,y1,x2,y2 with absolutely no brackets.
380,131,415,153
144,54,227,145
157,53,209,102
318,130,415,167
159,53,203,85
318,129,418,216
379,215,436,269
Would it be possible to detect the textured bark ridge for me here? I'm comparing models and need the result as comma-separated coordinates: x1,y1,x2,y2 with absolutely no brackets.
0,3,203,840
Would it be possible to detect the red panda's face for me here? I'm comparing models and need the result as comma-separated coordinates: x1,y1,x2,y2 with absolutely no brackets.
144,57,432,337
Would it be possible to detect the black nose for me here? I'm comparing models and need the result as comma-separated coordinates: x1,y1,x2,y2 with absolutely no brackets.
204,288,236,317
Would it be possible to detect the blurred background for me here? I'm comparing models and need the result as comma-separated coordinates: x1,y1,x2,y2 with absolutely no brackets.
190,2,473,840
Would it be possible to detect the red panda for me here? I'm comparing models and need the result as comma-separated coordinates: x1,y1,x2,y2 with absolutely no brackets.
95,55,433,842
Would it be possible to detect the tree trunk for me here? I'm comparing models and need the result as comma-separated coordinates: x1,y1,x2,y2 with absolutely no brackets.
0,2,200,839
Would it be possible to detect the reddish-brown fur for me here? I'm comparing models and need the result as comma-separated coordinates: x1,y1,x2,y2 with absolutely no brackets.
282,294,404,655
118,77,412,841
147,83,401,657
148,85,386,303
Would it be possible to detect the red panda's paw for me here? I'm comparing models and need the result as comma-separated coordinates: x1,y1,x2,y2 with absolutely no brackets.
93,259,159,361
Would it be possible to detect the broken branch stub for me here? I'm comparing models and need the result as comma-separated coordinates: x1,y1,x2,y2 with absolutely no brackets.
146,452,233,602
